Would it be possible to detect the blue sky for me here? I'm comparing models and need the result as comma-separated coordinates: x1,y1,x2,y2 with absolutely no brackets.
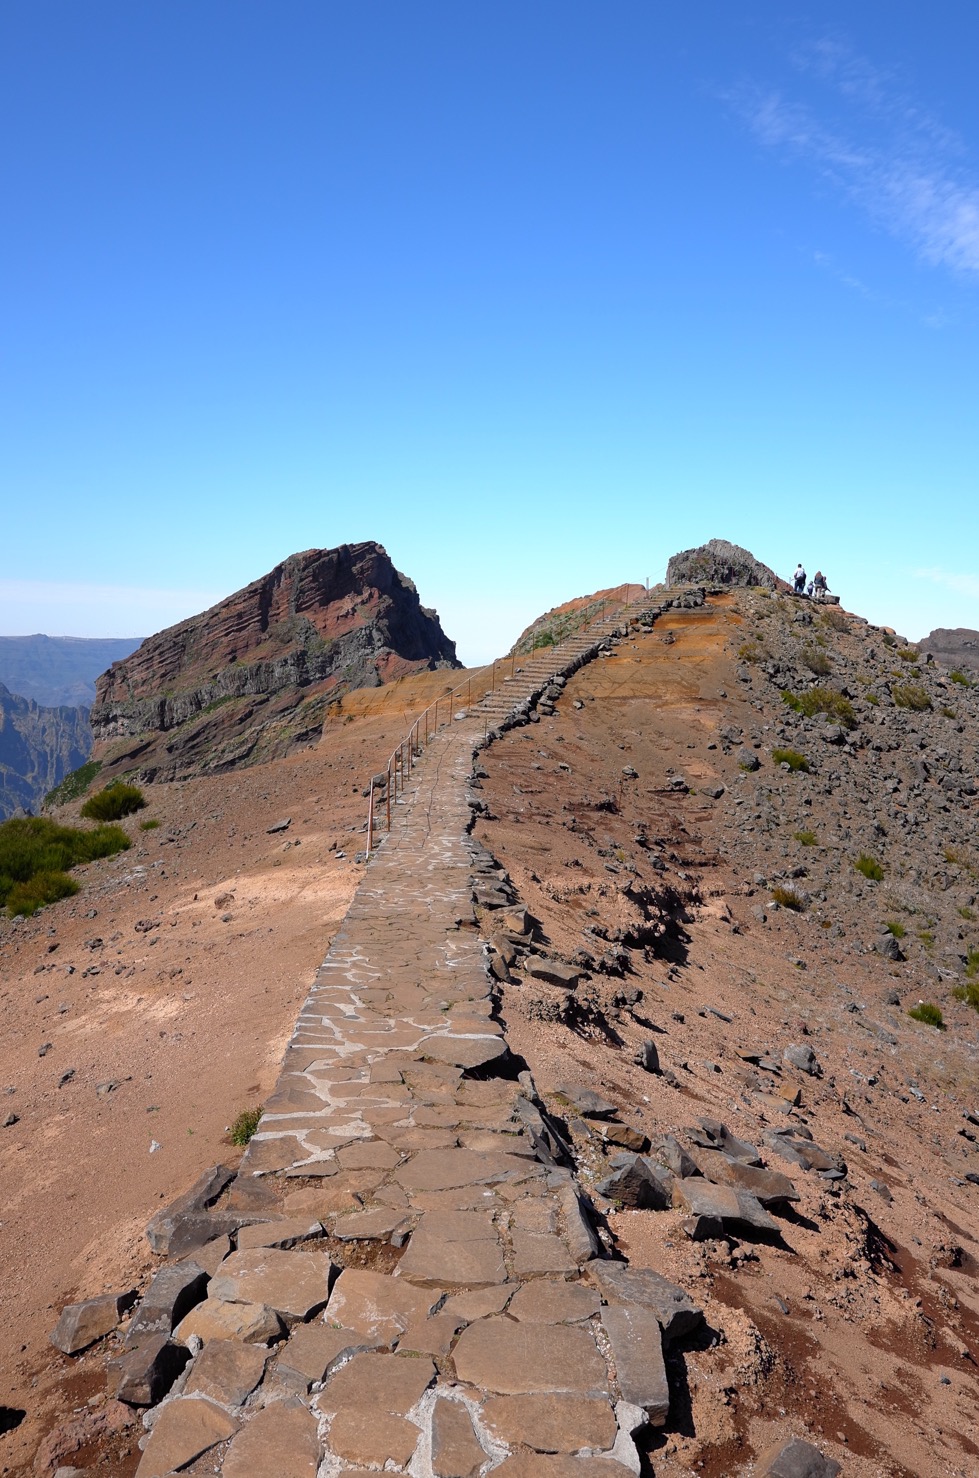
1,2,977,662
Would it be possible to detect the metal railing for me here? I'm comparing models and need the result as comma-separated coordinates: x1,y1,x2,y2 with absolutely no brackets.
365,583,654,853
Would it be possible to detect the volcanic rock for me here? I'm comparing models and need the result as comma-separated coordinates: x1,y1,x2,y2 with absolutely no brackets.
666,539,782,590
89,543,460,782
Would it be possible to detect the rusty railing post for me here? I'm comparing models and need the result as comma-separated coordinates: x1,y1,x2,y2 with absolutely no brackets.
386,767,392,828
367,780,375,853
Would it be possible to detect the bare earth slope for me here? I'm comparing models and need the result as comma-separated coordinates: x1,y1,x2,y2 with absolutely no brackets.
474,591,979,1476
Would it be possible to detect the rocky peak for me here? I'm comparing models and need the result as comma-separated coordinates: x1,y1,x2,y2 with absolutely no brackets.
90,542,459,781
919,626,979,675
666,539,783,590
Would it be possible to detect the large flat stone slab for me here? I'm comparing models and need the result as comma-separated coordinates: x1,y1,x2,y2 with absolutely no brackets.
587,1263,703,1344
451,1318,606,1395
601,1303,669,1425
222,1397,321,1478
481,1393,617,1453
50,1290,137,1355
134,1395,237,1477
326,1268,442,1341
209,1248,334,1323
183,1339,267,1405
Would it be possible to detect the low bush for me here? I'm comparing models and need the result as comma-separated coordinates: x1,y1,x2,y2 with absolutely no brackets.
801,645,832,676
908,1002,945,1029
965,947,979,979
953,978,979,1012
738,640,767,664
771,884,806,911
884,920,906,939
891,682,931,712
793,829,818,846
950,671,973,686
140,818,161,831
819,607,848,632
0,816,131,915
44,759,103,808
781,687,856,728
773,747,809,772
897,648,920,663
5,870,80,917
855,853,885,882
229,1108,262,1146
80,782,146,822
958,906,975,921
917,930,935,948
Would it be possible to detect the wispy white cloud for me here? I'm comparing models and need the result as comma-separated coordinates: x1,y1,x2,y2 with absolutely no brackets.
724,39,979,277
912,567,979,602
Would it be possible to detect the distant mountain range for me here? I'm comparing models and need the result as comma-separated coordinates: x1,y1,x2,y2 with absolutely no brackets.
0,634,143,708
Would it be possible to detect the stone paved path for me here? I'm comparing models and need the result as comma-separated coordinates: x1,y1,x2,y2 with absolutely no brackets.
130,599,696,1477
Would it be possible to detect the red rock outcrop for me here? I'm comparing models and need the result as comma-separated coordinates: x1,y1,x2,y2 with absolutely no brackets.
90,543,459,780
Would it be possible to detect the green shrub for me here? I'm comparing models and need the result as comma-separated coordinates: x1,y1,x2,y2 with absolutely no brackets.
958,906,975,921
781,687,856,728
897,648,919,663
883,633,897,647
891,683,931,712
908,1002,944,1029
819,607,848,632
884,920,906,939
865,693,880,706
793,829,817,846
5,870,80,917
950,671,973,686
772,748,809,772
0,816,131,914
941,706,957,718
140,818,161,831
738,639,767,664
917,930,935,948
80,782,146,822
44,759,103,808
855,853,885,882
965,947,979,979
771,884,806,911
229,1108,262,1146
953,978,979,1012
801,645,832,676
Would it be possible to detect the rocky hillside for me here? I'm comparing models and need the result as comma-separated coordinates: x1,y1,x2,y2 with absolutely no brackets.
0,684,91,819
0,635,143,708
90,543,459,782
920,626,979,676
470,574,979,1476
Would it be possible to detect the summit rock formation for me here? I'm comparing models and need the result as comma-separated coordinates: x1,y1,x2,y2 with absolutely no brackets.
89,542,460,782
667,537,782,589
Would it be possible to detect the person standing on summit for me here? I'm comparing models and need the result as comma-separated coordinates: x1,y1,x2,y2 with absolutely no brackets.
793,563,806,594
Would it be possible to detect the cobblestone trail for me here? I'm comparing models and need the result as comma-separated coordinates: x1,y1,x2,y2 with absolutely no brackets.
99,595,714,1477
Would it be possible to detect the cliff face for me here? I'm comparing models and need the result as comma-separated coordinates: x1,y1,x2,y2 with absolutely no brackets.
0,685,91,819
919,626,979,674
90,542,459,781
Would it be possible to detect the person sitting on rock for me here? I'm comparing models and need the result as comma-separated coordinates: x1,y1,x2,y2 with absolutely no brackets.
812,570,829,601
793,563,806,594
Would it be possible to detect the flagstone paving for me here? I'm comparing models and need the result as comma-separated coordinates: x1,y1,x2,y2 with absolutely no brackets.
119,597,700,1475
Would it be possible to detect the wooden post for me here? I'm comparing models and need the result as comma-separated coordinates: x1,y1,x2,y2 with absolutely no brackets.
386,769,391,828
367,781,374,853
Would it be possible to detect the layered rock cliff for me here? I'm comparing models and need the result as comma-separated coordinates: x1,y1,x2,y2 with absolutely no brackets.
0,684,92,818
90,542,460,781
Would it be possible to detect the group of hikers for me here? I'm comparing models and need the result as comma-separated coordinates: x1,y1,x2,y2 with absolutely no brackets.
792,563,830,601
